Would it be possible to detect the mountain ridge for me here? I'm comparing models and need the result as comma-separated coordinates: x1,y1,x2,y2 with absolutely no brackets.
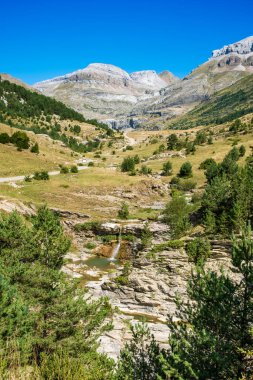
33,36,253,128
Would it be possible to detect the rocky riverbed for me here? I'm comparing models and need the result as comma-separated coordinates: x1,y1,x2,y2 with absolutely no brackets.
63,219,235,360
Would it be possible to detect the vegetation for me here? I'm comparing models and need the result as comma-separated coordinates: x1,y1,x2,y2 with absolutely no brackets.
0,207,114,378
162,160,172,176
171,74,253,128
0,130,30,150
178,161,193,178
163,195,192,238
118,202,129,219
33,171,49,180
186,237,211,264
31,142,39,154
120,156,140,173
117,227,253,379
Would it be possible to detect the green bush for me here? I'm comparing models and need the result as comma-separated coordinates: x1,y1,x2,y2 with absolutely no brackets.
140,165,152,175
186,237,211,264
33,171,49,180
30,142,39,153
162,161,172,176
10,131,30,149
141,223,152,247
85,242,96,250
163,196,192,238
74,221,102,232
199,158,216,170
121,157,136,172
70,165,78,173
194,131,207,145
167,134,181,150
24,175,32,182
239,145,246,157
60,166,69,174
150,240,184,254
178,162,193,178
0,132,10,144
118,202,129,219
177,179,197,192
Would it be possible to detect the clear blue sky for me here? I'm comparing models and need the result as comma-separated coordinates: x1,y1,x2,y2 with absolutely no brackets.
1,0,252,84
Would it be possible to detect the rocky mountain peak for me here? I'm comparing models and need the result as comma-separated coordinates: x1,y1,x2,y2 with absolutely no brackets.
158,70,179,84
212,36,253,58
130,70,167,88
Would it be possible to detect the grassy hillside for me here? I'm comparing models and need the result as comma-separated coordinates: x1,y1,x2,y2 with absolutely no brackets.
170,74,253,129
0,75,114,154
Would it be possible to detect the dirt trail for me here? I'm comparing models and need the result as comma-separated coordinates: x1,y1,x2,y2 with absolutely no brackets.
0,166,88,183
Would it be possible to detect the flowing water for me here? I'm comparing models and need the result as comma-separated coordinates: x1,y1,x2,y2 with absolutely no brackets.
108,227,122,262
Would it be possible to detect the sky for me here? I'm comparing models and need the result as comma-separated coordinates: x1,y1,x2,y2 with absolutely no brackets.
1,0,252,84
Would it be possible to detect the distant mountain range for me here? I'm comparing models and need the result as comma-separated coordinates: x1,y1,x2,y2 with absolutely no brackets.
33,64,178,124
32,36,253,128
2,36,253,129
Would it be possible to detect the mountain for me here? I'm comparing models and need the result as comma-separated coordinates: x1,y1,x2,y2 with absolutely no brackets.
132,36,253,127
33,63,178,122
169,73,253,129
0,73,37,91
33,37,253,129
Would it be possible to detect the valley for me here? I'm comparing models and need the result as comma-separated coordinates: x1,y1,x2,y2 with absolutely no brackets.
0,34,253,379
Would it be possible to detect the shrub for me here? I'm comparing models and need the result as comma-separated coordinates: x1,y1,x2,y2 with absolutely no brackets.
74,221,101,232
150,240,184,254
70,165,78,173
178,162,192,178
194,131,207,145
185,141,196,155
199,158,216,170
88,161,94,167
140,165,152,175
239,145,246,157
30,142,39,153
170,176,180,186
141,223,152,247
33,171,49,180
85,242,96,250
0,132,10,144
162,161,172,176
118,202,129,219
125,145,133,151
10,131,30,149
60,166,69,174
178,179,197,192
133,155,140,164
163,195,192,238
186,237,211,264
167,134,181,150
73,124,81,134
121,157,136,172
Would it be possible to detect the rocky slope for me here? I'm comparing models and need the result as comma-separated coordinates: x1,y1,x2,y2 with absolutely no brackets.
64,219,237,359
0,73,38,92
33,36,253,129
133,36,253,126
34,63,177,121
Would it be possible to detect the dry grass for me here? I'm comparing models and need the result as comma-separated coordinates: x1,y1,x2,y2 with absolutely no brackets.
0,123,80,176
1,121,253,219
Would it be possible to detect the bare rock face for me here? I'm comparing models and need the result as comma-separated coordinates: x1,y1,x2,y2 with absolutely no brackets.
33,37,253,129
34,63,177,121
132,36,253,125
212,36,253,58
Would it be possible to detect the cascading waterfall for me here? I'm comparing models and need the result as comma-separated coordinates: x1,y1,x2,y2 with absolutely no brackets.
109,226,122,261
